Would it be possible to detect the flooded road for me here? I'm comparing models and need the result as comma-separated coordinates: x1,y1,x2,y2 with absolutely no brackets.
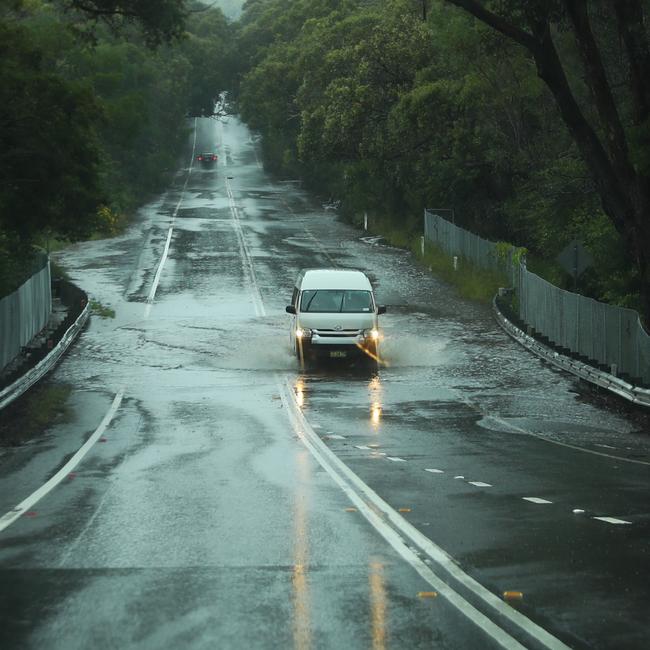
1,116,649,649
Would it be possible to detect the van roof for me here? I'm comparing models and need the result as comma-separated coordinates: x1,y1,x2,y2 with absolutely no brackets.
299,268,372,291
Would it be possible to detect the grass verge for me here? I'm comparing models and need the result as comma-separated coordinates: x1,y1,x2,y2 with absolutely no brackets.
357,214,508,303
0,384,72,446
90,299,116,319
412,241,509,303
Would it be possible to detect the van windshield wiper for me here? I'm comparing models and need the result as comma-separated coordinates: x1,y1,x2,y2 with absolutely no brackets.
305,291,318,312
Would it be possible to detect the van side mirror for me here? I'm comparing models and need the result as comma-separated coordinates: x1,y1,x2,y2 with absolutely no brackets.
377,305,386,315
285,305,296,314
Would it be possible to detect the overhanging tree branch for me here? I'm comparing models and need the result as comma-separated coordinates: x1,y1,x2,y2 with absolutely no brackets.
443,0,539,52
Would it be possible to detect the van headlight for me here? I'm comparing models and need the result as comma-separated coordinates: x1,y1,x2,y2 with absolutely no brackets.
363,328,380,341
296,327,312,339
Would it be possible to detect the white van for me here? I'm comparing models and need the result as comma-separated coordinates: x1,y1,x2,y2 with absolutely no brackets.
285,269,386,361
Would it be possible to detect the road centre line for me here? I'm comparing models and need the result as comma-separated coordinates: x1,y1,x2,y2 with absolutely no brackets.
523,497,553,504
0,390,124,534
226,176,265,318
280,381,570,650
228,168,567,649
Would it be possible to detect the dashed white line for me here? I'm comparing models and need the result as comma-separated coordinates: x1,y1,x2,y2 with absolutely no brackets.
425,468,444,474
355,445,372,450
280,382,569,650
593,516,632,525
469,481,493,488
387,456,406,462
326,434,345,440
523,497,553,504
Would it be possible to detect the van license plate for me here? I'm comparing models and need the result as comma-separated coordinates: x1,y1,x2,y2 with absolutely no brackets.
330,351,347,358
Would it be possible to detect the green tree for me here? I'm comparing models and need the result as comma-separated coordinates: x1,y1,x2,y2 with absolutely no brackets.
442,0,650,319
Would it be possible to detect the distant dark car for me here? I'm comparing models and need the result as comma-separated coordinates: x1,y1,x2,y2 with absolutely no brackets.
197,152,218,167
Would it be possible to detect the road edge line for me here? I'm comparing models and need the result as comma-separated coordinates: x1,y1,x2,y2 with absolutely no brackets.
0,390,124,534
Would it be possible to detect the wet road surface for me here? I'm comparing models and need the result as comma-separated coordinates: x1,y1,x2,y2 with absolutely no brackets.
0,116,649,649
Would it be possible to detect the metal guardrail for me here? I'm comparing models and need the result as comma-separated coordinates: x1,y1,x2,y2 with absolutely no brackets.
0,253,52,371
424,209,650,387
0,280,89,411
493,297,650,408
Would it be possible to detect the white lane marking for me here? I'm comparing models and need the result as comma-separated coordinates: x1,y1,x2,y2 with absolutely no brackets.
146,226,173,305
0,390,124,534
593,516,632,525
425,468,444,474
311,424,322,429
469,481,493,488
594,444,616,449
460,398,650,467
326,434,345,440
226,142,562,648
226,176,265,318
523,497,553,504
280,382,569,650
355,445,372,450
387,456,406,462
454,475,465,479
145,119,198,315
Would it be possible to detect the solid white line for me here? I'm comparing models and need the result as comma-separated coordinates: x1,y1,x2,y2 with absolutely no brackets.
280,382,570,650
226,176,266,318
593,516,632,525
146,226,173,304
523,497,553,504
461,398,650,467
225,131,562,648
0,390,124,534
145,119,198,311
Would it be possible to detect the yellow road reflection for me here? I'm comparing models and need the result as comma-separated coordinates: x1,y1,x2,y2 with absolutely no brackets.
368,376,383,429
369,560,388,649
295,377,305,409
292,449,311,650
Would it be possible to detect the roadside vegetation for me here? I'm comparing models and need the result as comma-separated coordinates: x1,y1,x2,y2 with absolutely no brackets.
232,0,650,322
0,384,72,446
2,1,648,325
0,0,233,297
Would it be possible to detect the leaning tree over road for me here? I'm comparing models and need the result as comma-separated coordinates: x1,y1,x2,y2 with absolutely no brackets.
443,0,650,323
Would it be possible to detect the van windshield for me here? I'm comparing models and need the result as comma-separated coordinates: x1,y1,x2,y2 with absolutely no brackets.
300,290,373,313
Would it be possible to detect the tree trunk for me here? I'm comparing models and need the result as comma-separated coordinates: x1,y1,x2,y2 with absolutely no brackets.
444,0,650,322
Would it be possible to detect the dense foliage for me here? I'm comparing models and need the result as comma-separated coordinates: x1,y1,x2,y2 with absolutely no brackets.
234,0,649,317
0,0,232,295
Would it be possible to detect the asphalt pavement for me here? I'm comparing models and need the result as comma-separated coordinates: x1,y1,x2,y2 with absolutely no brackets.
0,116,648,650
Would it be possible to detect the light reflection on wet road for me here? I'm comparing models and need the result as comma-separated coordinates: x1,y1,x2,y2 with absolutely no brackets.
0,115,648,649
